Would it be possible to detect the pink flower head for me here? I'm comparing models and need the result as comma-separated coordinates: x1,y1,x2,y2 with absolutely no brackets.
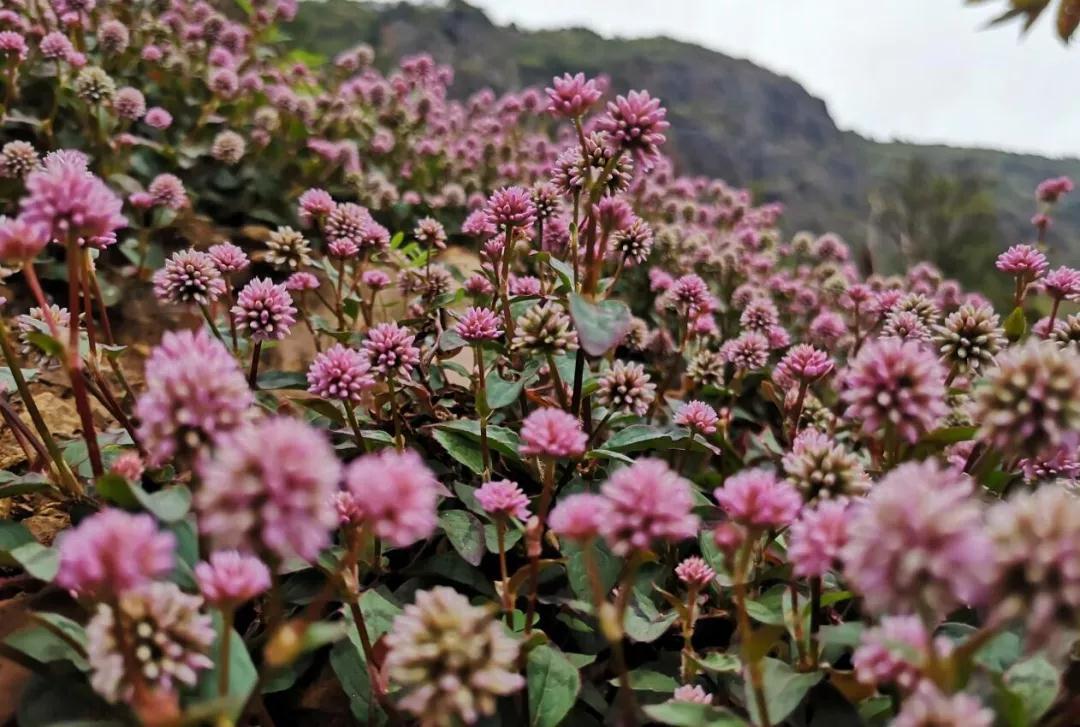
343,449,439,547
549,493,608,541
39,31,75,61
598,90,669,168
56,510,174,598
714,468,802,529
413,216,447,250
109,451,144,482
599,458,699,555
144,106,173,129
484,186,536,231
545,72,603,118
675,556,716,588
841,338,947,444
455,306,503,342
996,243,1048,279
475,479,530,520
668,273,712,314
892,683,992,727
113,86,145,120
788,499,849,578
196,417,341,561
20,155,126,246
363,322,420,379
135,328,252,465
195,550,271,606
853,615,951,692
0,30,27,62
1036,175,1074,204
509,274,542,297
775,344,833,386
519,407,587,458
724,331,770,371
153,249,226,305
207,241,249,273
298,187,335,224
671,685,713,705
464,273,495,296
0,216,47,262
675,400,719,436
1042,266,1080,301
147,173,187,210
842,460,991,616
286,271,320,291
808,310,847,348
307,344,375,403
362,269,391,290
232,277,297,341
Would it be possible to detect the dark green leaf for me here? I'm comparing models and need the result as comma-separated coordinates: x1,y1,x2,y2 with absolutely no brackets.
195,613,257,719
96,475,191,523
611,668,677,692
440,510,486,566
0,520,57,581
999,656,1059,727
527,644,582,727
432,428,484,474
568,293,632,356
746,658,823,725
643,702,748,726
693,652,741,675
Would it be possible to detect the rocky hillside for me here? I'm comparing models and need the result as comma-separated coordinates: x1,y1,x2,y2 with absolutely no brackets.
292,0,1080,266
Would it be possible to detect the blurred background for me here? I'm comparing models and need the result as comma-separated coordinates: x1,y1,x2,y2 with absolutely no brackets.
293,0,1080,304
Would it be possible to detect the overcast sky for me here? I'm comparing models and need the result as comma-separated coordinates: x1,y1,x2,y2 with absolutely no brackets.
420,0,1079,159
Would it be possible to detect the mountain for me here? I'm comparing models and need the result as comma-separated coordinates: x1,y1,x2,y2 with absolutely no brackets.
290,0,1080,272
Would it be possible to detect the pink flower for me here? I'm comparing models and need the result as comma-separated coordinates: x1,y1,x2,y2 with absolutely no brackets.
0,30,27,62
307,344,374,403
455,307,502,342
196,417,341,561
842,460,991,616
675,556,716,587
475,479,530,520
342,449,439,547
724,331,770,371
775,344,833,386
153,249,226,305
854,615,951,691
484,186,536,231
195,550,271,606
996,243,1048,279
325,202,377,254
0,216,47,262
598,90,669,168
298,187,335,223
893,683,992,727
788,499,849,578
135,328,252,464
519,407,587,458
147,173,187,210
144,106,172,129
413,216,447,250
232,278,297,341
1036,175,1074,204
808,310,847,348
113,86,145,120
108,452,144,482
362,269,391,290
20,154,126,246
545,72,602,118
549,493,608,541
363,322,420,379
671,685,713,705
668,273,712,313
56,510,174,598
841,338,947,444
714,468,802,529
464,274,495,296
599,458,699,555
1042,266,1080,301
675,401,719,435
286,271,320,291
207,242,248,274
509,274,542,297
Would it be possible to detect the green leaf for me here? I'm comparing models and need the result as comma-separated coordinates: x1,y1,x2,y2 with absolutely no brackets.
693,652,741,675
563,540,620,602
527,644,582,727
0,520,57,581
612,668,677,692
96,474,191,523
919,425,978,445
486,360,541,410
745,599,786,626
257,370,310,390
195,613,257,719
436,420,522,460
746,658,823,725
16,671,125,726
643,702,748,726
432,428,484,474
1003,305,1027,341
624,595,678,643
0,473,56,499
3,612,88,671
439,510,486,566
484,521,523,553
568,293,633,356
0,366,37,392
332,589,403,726
998,656,1059,727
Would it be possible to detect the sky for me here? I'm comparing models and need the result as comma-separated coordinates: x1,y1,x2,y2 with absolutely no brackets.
413,0,1080,159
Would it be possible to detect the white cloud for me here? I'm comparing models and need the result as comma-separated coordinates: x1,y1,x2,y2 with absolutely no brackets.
424,0,1080,158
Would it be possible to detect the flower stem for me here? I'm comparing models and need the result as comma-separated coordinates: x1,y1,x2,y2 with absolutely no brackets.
218,607,234,698
735,538,771,727
496,518,512,614
65,238,103,478
546,352,570,410
248,340,262,389
345,403,368,453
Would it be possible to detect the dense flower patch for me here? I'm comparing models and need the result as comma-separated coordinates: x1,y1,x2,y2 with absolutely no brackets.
0,2,1078,726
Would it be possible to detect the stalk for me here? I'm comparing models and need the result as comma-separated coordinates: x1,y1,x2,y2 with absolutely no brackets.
64,238,103,478
496,517,512,615
345,403,369,453
474,345,492,478
735,538,771,727
248,340,262,389
218,607,234,698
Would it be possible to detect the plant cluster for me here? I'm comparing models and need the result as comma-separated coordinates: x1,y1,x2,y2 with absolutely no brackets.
0,2,1079,727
